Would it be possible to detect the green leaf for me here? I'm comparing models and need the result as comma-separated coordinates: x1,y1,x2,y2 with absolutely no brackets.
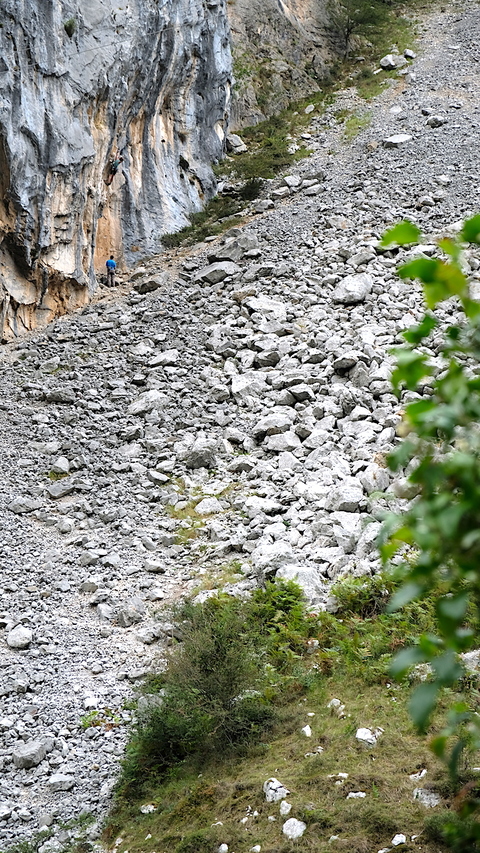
391,349,432,391
448,739,465,779
402,314,437,345
390,645,426,679
409,682,439,732
438,238,460,261
418,634,443,656
437,593,469,624
399,258,468,308
388,581,424,612
461,529,480,549
399,257,439,283
404,398,437,421
380,220,422,247
462,296,480,320
431,734,448,759
431,651,463,686
446,325,461,341
461,214,480,244
436,505,465,538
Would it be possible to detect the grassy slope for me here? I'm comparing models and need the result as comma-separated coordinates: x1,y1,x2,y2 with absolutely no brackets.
105,683,448,853
104,577,478,853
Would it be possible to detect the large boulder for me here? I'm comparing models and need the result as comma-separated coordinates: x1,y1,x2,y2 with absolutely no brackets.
275,565,327,606
184,437,218,469
6,626,33,649
194,262,241,284
13,740,47,769
208,234,258,263
332,274,373,304
251,541,294,575
252,411,296,442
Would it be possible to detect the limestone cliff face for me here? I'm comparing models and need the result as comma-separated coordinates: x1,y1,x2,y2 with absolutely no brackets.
228,0,331,129
0,0,231,338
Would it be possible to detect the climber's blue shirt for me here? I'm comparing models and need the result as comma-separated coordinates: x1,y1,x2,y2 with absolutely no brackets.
106,259,116,270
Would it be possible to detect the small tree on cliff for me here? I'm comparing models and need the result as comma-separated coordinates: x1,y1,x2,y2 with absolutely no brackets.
326,0,388,57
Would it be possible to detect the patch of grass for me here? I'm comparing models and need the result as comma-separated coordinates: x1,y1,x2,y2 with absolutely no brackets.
105,578,479,852
218,98,326,181
80,708,121,730
344,110,372,139
334,107,351,121
374,3,418,56
166,499,201,521
175,522,204,545
47,470,68,481
193,559,245,593
166,499,206,545
354,67,388,99
105,668,456,853
424,809,480,851
161,196,246,248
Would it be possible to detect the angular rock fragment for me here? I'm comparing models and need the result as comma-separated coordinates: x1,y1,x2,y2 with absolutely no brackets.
6,625,33,649
332,273,373,304
13,740,47,769
263,778,290,802
184,437,218,469
383,134,412,148
9,497,43,514
194,261,241,284
47,774,76,792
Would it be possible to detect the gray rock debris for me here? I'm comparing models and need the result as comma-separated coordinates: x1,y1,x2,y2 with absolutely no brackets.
2,3,480,847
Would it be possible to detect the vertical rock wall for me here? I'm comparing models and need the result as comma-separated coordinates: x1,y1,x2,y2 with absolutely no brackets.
228,0,331,129
0,0,232,338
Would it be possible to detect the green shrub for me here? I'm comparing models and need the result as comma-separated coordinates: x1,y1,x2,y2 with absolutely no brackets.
63,18,76,37
424,810,480,851
238,176,265,201
118,591,284,796
168,597,259,706
379,215,480,838
326,0,389,57
161,195,244,248
332,573,397,618
247,580,319,669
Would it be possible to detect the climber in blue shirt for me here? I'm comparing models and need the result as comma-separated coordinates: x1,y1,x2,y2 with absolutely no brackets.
106,256,116,287
105,155,124,185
